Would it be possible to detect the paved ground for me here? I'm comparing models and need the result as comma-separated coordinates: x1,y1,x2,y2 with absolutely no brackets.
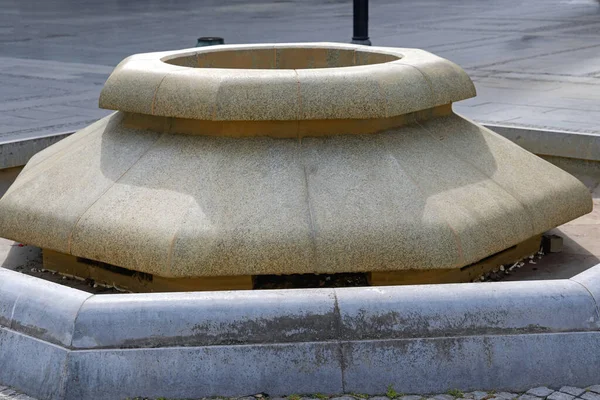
2,384,600,400
1,0,600,142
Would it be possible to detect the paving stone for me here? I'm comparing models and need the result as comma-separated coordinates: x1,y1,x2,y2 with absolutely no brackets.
581,393,600,400
559,387,585,397
434,395,455,400
496,393,518,400
587,387,600,395
331,397,357,400
372,397,393,400
518,395,541,400
463,395,475,400
527,388,555,398
469,392,490,400
547,392,574,400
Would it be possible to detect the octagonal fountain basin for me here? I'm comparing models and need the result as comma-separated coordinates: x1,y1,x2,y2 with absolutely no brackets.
0,43,592,291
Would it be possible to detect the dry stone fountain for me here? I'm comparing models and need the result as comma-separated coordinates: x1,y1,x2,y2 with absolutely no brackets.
1,43,600,400
0,43,592,291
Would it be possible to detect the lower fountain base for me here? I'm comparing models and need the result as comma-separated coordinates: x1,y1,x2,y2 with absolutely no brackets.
369,235,542,286
42,235,542,292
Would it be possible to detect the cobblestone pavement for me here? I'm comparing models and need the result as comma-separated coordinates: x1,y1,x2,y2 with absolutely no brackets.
0,385,36,400
3,385,600,400
2,0,600,141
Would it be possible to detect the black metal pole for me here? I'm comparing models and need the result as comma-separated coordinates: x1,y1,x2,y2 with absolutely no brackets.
351,0,371,46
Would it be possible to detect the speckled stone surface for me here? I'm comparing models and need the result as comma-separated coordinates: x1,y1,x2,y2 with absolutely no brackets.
99,43,474,121
0,111,591,277
0,43,591,277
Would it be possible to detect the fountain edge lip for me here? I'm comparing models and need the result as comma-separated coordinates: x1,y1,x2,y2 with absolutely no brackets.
98,42,476,122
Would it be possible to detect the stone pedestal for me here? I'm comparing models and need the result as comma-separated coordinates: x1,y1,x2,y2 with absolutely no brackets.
0,43,591,281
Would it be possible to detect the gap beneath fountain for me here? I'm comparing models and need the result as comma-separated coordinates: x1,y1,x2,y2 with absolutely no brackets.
28,235,540,293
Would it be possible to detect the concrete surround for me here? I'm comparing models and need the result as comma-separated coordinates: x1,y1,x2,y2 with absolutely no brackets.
1,265,600,400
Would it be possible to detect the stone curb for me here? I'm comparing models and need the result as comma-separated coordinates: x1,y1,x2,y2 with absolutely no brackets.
1,265,600,399
1,124,599,172
485,124,600,162
0,268,91,347
0,131,73,170
570,266,600,320
1,268,598,351
71,279,599,350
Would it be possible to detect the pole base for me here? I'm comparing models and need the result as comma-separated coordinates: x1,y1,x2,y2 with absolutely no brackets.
351,37,372,46
196,37,225,47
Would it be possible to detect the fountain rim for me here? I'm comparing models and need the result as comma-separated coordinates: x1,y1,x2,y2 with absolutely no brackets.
98,42,476,122
160,43,403,70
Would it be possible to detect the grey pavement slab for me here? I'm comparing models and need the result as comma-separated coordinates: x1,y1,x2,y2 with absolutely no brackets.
588,386,600,394
547,393,574,400
496,393,519,400
581,393,600,400
1,0,600,141
527,388,555,398
559,388,586,397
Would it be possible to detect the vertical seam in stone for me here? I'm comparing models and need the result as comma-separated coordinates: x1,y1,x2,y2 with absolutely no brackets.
376,79,389,118
68,294,94,348
416,117,537,238
166,117,174,134
57,348,72,400
19,118,106,175
165,197,196,276
8,293,20,331
211,78,221,121
66,133,168,254
294,68,302,140
5,122,109,200
393,62,436,108
302,162,319,272
150,73,169,115
571,279,600,326
332,289,347,393
384,119,467,267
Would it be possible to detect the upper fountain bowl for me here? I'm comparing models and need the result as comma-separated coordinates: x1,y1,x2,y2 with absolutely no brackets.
98,42,476,122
